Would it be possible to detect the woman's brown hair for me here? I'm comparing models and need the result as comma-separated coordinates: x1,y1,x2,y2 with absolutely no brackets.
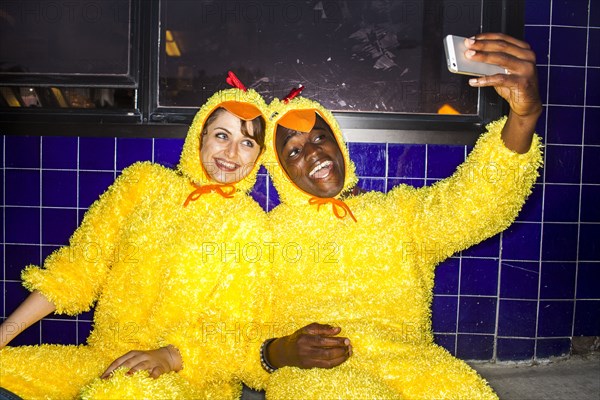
202,107,266,151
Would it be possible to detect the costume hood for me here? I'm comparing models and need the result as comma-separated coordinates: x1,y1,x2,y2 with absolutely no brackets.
178,85,268,194
265,95,358,209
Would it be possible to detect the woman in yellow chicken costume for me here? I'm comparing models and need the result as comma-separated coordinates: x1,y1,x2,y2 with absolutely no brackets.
257,34,543,399
0,73,272,399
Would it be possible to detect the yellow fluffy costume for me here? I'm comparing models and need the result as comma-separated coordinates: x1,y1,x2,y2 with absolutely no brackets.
261,95,542,399
0,85,272,399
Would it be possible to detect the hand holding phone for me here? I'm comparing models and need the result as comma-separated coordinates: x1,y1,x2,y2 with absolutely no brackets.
444,35,507,76
448,32,542,153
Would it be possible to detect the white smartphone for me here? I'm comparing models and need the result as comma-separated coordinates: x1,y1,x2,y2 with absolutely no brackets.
443,35,507,76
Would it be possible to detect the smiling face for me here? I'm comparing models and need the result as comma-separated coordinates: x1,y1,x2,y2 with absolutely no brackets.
275,113,345,198
201,108,263,184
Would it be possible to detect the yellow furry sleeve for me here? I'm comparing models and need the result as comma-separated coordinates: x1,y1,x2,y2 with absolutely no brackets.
404,117,543,266
21,162,150,315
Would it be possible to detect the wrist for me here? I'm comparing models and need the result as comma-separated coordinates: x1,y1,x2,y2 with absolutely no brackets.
261,338,279,373
164,345,182,372
509,105,542,122
268,336,292,369
502,110,540,154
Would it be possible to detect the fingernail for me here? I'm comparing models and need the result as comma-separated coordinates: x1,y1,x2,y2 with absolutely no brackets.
469,78,478,86
465,50,476,58
465,38,475,46
344,338,350,345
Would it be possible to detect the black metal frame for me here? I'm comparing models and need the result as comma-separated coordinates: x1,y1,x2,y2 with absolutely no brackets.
0,0,525,144
0,0,140,89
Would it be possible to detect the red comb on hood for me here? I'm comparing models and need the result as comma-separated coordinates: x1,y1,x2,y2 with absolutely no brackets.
226,71,247,91
282,85,304,104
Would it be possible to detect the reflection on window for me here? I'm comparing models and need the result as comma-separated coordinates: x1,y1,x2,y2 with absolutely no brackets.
159,0,481,115
0,0,130,75
0,86,134,109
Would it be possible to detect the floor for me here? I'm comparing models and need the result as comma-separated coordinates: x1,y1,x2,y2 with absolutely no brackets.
471,354,600,400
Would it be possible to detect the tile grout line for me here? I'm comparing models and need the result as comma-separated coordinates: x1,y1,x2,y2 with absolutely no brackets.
2,136,5,319
432,293,600,302
38,136,43,344
541,104,600,109
151,138,155,163
570,0,592,340
535,64,598,68
424,144,463,352
76,137,81,225
75,136,81,343
493,232,504,361
542,103,600,108
534,0,554,361
454,249,463,357
525,23,594,29
114,137,118,180
468,139,504,360
384,142,389,193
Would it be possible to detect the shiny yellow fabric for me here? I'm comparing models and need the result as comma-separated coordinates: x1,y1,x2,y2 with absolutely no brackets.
263,96,542,400
0,345,110,399
1,88,271,399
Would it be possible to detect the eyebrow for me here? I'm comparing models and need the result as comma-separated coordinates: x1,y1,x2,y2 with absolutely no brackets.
281,131,301,148
211,126,232,136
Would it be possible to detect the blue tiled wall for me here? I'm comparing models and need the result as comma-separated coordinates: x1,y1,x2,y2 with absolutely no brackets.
1,0,599,361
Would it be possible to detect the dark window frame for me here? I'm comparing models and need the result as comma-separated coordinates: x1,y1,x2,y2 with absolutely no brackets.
0,0,525,144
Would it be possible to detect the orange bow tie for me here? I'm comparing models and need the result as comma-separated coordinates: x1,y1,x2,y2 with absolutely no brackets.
183,183,236,207
308,197,357,222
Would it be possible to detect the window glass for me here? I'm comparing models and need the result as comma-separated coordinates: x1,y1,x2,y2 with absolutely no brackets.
0,0,130,75
159,0,482,115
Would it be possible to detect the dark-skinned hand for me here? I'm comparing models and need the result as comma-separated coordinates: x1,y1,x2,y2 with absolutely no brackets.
267,322,352,369
465,33,542,153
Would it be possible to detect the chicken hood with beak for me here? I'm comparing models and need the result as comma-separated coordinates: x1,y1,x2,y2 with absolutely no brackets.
264,94,358,214
179,85,267,195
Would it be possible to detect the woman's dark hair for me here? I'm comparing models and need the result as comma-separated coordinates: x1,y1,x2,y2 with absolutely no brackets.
202,107,266,151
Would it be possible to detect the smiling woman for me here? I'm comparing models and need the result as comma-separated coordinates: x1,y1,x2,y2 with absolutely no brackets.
201,108,265,184
0,78,273,399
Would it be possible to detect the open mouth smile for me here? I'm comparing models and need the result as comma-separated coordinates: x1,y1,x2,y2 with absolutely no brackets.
214,157,240,172
308,160,333,180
